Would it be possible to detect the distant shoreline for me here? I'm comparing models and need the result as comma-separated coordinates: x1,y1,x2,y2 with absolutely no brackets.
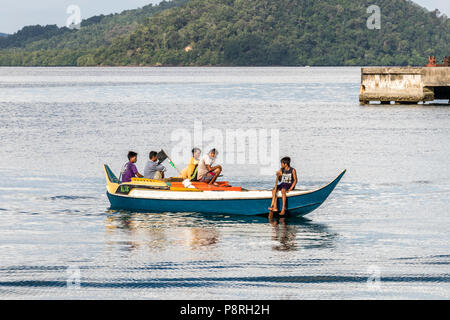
0,65,423,68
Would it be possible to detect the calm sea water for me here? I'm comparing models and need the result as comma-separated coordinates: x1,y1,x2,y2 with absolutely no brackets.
0,67,449,299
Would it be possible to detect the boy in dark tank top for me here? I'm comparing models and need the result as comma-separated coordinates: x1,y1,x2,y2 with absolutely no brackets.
268,157,298,216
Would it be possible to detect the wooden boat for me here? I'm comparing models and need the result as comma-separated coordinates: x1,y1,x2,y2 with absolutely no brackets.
104,165,346,217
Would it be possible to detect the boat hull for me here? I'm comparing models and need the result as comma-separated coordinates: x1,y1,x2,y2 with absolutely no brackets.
106,170,346,217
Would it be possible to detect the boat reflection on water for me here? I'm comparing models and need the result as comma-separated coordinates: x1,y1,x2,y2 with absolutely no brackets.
269,216,298,251
104,210,336,253
105,211,169,252
188,228,219,248
105,210,221,251
268,214,336,251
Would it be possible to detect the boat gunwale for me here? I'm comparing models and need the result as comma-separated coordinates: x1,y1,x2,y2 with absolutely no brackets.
106,169,346,201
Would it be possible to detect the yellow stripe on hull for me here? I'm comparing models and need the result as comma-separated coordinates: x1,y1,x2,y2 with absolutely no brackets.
130,178,168,187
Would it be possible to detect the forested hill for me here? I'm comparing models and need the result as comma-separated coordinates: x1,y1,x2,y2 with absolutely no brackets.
0,0,188,65
0,0,448,66
0,25,72,49
0,0,187,51
94,0,449,66
0,33,8,38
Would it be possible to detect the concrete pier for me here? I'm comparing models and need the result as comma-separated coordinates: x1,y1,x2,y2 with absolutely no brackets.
359,67,450,104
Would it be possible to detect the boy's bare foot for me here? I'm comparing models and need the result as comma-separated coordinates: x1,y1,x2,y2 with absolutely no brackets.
279,210,286,216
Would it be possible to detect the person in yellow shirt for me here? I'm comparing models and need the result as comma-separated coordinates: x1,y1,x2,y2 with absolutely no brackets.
179,148,201,180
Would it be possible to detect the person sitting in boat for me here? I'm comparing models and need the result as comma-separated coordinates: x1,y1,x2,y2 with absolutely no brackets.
179,147,201,181
197,148,222,186
144,151,167,180
268,157,298,216
120,151,143,182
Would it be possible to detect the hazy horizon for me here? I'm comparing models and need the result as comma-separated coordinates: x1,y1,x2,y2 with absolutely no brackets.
0,0,449,34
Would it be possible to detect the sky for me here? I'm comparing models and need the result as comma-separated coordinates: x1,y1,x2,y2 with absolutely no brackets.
0,0,449,34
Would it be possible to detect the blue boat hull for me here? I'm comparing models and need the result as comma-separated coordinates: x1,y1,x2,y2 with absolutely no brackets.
106,170,346,217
